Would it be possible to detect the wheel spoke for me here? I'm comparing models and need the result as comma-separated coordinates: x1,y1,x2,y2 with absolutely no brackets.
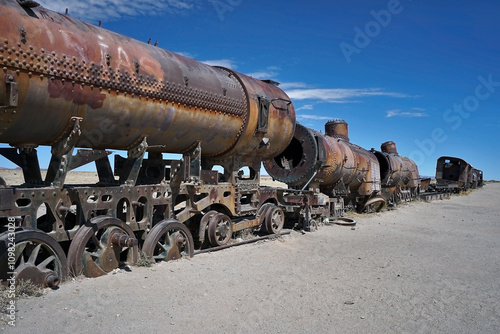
14,241,28,264
27,243,42,264
91,233,102,249
37,255,55,269
159,242,170,252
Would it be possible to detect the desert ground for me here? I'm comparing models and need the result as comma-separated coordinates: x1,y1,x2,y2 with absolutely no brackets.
0,169,287,187
0,171,499,333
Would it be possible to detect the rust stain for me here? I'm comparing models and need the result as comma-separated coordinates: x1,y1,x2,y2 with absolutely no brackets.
209,188,218,201
48,81,106,109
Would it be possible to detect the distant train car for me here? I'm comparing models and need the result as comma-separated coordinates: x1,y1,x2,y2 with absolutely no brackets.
435,156,483,191
372,141,421,206
472,168,484,188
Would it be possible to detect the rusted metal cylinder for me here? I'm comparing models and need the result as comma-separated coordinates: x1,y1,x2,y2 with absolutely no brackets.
0,1,295,161
324,119,349,141
373,142,420,189
381,141,398,154
110,231,139,248
44,273,60,288
264,122,380,196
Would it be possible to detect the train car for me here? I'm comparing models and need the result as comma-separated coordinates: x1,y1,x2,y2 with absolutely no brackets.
264,120,384,213
435,156,483,191
0,0,317,286
371,141,421,206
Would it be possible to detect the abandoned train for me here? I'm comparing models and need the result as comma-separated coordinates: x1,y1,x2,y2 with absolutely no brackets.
0,0,472,288
434,156,483,191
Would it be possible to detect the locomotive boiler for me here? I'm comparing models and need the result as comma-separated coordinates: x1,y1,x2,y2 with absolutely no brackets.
0,0,295,177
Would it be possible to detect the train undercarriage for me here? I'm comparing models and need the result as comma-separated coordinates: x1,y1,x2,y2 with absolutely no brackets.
0,142,337,287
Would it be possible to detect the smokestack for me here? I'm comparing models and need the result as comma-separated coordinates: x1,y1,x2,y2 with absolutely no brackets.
381,141,398,154
325,120,349,142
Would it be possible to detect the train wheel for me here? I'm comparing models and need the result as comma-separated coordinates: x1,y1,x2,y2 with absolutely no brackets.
265,205,284,234
142,220,194,263
207,213,233,246
198,210,219,246
257,203,273,221
0,228,67,288
359,196,386,213
67,216,138,278
256,203,274,232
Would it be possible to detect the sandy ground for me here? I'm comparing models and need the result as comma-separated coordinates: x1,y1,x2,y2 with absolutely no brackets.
1,179,500,333
0,169,286,188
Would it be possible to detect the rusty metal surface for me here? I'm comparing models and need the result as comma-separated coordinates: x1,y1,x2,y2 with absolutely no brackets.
380,141,398,154
324,119,349,141
0,0,295,162
373,141,420,190
264,121,381,197
435,156,481,190
420,191,451,201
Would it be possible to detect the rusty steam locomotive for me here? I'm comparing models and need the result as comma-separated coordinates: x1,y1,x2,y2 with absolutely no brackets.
0,0,423,287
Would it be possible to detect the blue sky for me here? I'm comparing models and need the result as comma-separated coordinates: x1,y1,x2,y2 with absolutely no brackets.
2,0,499,179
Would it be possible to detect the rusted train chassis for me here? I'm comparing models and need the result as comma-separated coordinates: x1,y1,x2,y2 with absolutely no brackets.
0,144,335,287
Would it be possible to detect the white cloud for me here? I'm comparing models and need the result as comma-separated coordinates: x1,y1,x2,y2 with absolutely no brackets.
296,104,314,111
172,54,237,69
286,88,410,103
201,59,238,69
38,0,198,22
245,71,278,80
385,109,429,118
244,66,280,80
279,82,309,90
297,114,332,121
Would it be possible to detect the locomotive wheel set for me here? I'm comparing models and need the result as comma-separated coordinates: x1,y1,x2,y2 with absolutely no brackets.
0,0,483,288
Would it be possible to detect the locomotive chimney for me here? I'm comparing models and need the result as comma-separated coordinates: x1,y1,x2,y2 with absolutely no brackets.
381,141,398,154
325,120,349,142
